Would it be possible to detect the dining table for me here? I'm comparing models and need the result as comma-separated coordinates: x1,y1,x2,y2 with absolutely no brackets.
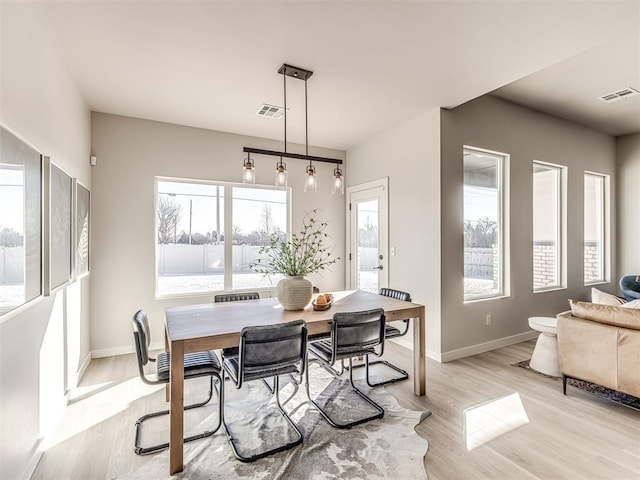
164,289,426,474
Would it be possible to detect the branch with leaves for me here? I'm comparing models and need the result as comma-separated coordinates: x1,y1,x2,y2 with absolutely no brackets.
250,210,339,277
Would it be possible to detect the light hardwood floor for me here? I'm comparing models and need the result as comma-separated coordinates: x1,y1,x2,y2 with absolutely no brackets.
32,340,639,479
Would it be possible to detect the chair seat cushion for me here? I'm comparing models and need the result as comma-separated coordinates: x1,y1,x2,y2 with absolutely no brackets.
308,332,330,342
156,350,221,381
222,346,239,357
222,356,299,383
308,339,375,363
385,324,402,338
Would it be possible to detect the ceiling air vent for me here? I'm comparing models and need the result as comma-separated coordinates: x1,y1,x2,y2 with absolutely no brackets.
256,103,286,119
599,87,640,103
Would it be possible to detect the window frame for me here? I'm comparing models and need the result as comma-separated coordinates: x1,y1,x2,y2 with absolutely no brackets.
463,146,510,303
0,127,43,320
583,171,610,285
154,176,291,299
532,160,567,293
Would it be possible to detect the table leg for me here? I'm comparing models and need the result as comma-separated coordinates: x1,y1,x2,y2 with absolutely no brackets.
413,305,426,396
164,328,170,403
169,340,185,475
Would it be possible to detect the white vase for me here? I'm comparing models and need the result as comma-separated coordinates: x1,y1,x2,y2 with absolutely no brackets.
276,276,313,311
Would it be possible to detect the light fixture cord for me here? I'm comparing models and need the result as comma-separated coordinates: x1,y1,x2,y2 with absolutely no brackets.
283,69,287,153
305,78,309,156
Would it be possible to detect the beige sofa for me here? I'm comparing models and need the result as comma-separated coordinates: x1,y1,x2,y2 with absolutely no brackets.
557,300,640,398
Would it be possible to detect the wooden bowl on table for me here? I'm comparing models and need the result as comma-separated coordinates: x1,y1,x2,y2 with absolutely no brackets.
312,293,333,311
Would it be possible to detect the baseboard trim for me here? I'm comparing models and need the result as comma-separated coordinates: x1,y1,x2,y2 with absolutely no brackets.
20,439,43,480
91,341,164,359
440,331,537,363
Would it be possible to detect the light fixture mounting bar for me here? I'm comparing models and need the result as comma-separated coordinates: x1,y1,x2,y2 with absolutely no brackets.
278,64,313,81
243,147,342,165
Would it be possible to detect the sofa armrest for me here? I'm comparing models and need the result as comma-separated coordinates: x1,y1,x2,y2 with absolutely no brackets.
557,314,618,390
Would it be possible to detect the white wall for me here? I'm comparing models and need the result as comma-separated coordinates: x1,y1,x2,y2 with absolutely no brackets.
616,133,640,277
346,111,442,358
0,3,91,479
440,95,617,358
90,113,346,355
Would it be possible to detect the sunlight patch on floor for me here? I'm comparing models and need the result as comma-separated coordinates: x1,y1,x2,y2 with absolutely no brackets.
463,392,529,451
43,377,163,449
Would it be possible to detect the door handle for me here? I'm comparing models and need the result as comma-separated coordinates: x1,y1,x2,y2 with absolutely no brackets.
372,265,384,270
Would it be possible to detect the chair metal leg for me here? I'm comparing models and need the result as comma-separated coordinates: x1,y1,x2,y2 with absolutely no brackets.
305,356,384,429
134,375,223,455
363,356,409,387
222,374,303,462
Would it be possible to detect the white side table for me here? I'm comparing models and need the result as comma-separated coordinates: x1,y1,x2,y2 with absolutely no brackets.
528,316,560,377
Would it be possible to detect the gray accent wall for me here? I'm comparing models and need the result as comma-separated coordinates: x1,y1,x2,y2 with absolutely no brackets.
440,95,617,358
616,133,640,277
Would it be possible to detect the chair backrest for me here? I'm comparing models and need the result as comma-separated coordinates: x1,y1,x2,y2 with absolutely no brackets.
379,287,411,302
214,292,260,303
132,310,152,367
332,308,386,358
238,320,307,382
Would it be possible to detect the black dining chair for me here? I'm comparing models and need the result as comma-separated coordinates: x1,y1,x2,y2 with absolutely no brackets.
214,291,283,391
221,319,308,462
359,288,412,387
132,310,223,455
305,308,386,429
214,292,260,303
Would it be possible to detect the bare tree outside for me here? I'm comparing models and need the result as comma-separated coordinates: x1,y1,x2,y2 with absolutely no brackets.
157,195,182,244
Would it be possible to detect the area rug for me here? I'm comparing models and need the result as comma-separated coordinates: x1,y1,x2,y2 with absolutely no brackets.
513,359,640,411
118,364,431,479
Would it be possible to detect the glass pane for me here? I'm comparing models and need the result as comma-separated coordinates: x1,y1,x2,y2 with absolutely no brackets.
533,163,561,290
232,186,287,290
464,148,502,300
584,173,605,283
356,199,379,293
156,180,225,296
0,127,42,314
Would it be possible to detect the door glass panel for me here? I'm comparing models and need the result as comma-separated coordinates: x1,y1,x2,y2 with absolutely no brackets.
356,199,379,292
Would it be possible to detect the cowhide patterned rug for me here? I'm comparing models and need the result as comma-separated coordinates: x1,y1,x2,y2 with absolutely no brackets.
119,363,431,479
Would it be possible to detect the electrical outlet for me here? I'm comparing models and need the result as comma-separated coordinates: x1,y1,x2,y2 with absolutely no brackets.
485,314,492,326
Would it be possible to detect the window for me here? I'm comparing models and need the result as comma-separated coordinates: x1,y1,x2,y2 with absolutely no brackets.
463,147,508,301
533,161,566,291
584,172,608,284
156,179,288,297
0,127,42,316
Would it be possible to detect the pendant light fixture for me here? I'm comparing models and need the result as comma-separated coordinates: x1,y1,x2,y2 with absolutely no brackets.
332,165,344,195
275,157,287,187
304,162,317,192
242,64,344,193
302,74,317,193
242,153,255,185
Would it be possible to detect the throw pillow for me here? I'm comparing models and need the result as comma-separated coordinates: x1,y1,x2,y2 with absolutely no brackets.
569,300,640,329
591,287,625,306
620,299,640,309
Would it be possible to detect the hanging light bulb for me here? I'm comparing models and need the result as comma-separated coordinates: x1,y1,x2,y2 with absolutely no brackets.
242,154,255,185
304,163,317,192
275,158,287,187
332,165,344,195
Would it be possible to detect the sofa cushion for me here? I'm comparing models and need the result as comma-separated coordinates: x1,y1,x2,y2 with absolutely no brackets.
569,300,640,330
591,287,625,306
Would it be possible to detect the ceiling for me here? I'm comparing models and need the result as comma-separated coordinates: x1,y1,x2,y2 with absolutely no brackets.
35,1,640,151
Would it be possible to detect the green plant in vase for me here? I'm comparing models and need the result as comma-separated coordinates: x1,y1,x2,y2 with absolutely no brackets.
250,210,338,310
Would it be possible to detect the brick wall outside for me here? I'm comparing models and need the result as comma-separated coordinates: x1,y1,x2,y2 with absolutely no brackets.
465,242,602,288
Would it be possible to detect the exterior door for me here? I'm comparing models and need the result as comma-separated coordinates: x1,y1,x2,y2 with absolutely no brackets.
346,178,388,292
